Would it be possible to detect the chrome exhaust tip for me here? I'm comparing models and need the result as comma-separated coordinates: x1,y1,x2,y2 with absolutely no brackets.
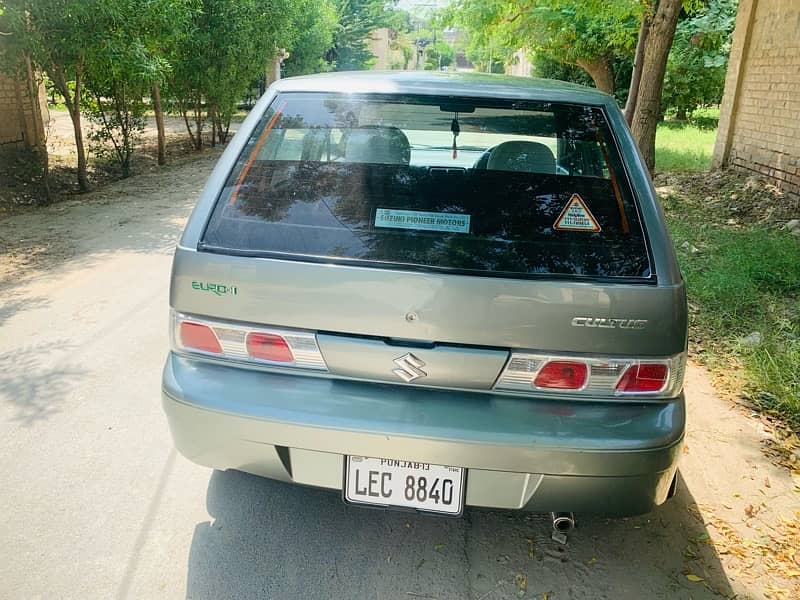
551,512,575,532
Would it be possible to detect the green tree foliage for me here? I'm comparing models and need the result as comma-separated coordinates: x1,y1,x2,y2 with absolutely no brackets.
662,0,737,119
466,41,509,74
170,0,301,149
329,0,400,71
425,41,454,70
445,0,514,72
531,52,633,105
1,0,338,185
517,1,638,93
282,0,338,77
448,0,640,92
83,0,188,177
532,52,593,85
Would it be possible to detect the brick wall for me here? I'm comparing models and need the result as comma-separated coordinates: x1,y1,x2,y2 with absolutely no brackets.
712,0,800,200
0,69,48,153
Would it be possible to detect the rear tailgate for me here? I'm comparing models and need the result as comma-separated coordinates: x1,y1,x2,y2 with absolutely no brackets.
171,90,686,390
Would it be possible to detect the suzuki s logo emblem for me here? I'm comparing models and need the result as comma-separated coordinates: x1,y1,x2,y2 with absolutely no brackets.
392,353,427,383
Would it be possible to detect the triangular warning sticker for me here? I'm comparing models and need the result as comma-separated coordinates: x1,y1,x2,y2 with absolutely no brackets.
553,193,601,232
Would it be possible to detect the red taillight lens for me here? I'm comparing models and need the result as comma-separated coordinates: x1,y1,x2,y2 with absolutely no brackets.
246,332,294,363
534,361,588,390
616,363,668,393
180,322,222,354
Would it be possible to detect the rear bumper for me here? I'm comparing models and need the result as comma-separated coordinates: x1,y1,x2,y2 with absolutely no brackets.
162,353,684,515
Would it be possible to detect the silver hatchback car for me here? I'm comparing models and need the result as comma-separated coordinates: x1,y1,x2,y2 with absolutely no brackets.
163,72,687,519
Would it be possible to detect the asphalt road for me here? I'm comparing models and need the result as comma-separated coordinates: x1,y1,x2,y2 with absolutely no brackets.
1,150,794,600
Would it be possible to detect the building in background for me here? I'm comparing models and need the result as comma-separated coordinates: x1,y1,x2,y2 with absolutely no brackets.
712,0,800,200
0,70,48,156
368,28,407,70
506,50,533,78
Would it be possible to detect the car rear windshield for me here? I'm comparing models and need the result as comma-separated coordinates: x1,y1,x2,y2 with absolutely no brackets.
201,92,652,280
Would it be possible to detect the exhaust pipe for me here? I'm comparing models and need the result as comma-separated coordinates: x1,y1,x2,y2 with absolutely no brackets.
551,512,575,532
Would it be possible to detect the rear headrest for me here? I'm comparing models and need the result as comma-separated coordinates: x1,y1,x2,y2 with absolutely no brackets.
344,127,411,165
487,141,556,174
301,129,328,161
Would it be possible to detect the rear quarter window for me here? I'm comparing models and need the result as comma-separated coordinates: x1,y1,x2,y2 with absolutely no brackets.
201,92,652,280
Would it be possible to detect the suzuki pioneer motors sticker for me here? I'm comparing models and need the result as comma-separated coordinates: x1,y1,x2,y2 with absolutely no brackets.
374,208,471,234
553,193,601,232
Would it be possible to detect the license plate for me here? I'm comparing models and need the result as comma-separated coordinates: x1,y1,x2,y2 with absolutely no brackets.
344,456,465,515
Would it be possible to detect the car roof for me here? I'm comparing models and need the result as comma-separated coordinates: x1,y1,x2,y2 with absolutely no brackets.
272,71,613,106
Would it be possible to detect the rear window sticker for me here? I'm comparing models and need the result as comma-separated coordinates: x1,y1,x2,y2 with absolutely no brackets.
374,208,471,234
553,194,601,232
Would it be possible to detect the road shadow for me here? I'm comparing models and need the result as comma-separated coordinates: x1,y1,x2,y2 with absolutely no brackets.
186,469,735,600
0,341,85,425
0,291,50,327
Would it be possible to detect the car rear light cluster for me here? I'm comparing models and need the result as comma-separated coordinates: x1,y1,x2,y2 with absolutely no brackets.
171,311,327,371
494,352,686,399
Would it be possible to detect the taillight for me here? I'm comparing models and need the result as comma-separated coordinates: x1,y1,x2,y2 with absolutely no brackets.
534,361,588,390
171,311,327,371
616,363,668,393
179,322,222,354
495,352,685,400
246,332,294,363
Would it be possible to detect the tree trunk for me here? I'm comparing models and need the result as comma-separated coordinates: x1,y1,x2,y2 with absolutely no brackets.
630,0,682,174
194,96,203,150
576,56,615,94
52,62,89,192
625,11,651,125
217,118,229,144
114,86,132,178
23,54,51,202
209,105,217,148
180,104,197,147
265,53,283,87
93,91,124,170
151,82,166,166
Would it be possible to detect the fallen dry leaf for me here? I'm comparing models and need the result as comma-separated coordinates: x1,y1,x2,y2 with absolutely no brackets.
745,504,761,518
686,574,704,582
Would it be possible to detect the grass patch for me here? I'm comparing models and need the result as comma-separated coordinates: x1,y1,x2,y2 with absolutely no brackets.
659,173,800,427
655,123,718,172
